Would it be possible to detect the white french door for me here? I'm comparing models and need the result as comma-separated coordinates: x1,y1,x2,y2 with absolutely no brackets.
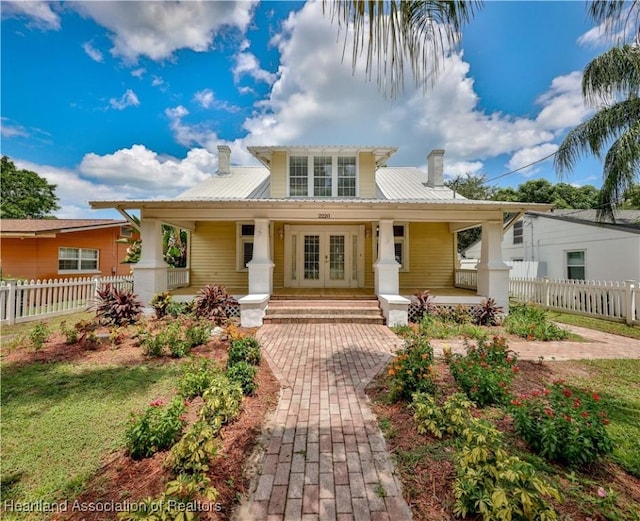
284,225,364,288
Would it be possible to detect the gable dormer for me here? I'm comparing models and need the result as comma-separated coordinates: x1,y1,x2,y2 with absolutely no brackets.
247,146,396,199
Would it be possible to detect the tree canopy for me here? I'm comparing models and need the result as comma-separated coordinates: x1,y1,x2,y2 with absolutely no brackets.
1,156,60,219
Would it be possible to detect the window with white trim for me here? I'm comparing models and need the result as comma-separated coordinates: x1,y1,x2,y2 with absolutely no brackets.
566,250,585,280
375,223,409,271
58,247,99,273
513,221,523,244
237,223,255,271
288,154,358,198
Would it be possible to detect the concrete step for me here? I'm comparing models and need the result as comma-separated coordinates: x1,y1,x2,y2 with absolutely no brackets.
263,314,385,325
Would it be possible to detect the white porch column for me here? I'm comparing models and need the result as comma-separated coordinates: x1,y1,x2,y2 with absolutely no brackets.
374,219,400,295
247,218,274,294
476,221,510,313
133,219,168,307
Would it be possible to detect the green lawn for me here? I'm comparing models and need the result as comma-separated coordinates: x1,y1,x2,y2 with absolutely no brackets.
1,358,182,518
546,310,640,340
568,359,640,477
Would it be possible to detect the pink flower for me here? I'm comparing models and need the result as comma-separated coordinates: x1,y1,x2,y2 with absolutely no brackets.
149,398,165,407
597,487,607,498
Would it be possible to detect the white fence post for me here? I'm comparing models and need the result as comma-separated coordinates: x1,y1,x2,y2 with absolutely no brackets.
544,277,550,308
7,279,16,326
93,275,102,302
625,280,636,326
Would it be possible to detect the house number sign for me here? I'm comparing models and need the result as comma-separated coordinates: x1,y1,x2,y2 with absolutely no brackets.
318,213,331,219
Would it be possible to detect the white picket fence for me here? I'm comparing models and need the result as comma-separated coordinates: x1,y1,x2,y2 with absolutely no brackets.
0,275,134,325
510,277,639,326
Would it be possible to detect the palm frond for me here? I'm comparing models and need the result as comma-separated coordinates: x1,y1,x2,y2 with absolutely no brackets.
555,97,640,173
324,0,482,98
582,44,640,106
588,0,640,44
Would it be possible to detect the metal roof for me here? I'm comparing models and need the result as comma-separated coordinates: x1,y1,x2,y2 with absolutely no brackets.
177,167,269,199
529,209,640,234
376,167,463,200
0,219,126,234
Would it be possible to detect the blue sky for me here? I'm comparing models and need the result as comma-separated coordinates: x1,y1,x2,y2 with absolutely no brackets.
1,1,617,218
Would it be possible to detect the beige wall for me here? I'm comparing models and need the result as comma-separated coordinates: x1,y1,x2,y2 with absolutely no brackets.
190,222,248,292
269,151,288,198
273,221,285,289
359,152,376,199
399,222,455,290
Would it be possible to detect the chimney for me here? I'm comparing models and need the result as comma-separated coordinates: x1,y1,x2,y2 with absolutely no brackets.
427,149,445,187
217,145,231,175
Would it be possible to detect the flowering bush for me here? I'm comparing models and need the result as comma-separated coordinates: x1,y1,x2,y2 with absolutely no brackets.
387,334,436,402
509,381,614,465
447,336,518,406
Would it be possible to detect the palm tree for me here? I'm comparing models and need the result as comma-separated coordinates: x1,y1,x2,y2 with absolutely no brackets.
324,1,481,98
555,2,640,220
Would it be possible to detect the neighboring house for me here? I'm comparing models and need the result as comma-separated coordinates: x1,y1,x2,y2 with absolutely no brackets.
0,219,138,280
463,209,640,281
90,145,549,326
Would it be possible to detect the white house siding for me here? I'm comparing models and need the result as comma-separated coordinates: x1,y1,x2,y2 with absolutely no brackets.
464,214,640,282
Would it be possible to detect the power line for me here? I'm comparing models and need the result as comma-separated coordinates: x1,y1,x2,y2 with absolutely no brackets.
485,150,559,183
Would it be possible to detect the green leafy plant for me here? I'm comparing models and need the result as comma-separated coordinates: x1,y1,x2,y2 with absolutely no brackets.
139,328,166,357
452,419,560,521
74,319,99,348
165,321,191,358
59,321,78,344
185,320,211,348
166,300,192,318
193,284,236,324
413,289,436,321
437,304,471,324
150,291,173,319
505,303,569,341
473,297,503,326
29,322,50,351
125,396,186,459
387,333,436,402
226,361,258,395
412,392,475,439
447,336,518,407
96,283,142,326
227,336,261,366
199,374,243,434
509,381,614,466
166,420,218,475
178,358,221,399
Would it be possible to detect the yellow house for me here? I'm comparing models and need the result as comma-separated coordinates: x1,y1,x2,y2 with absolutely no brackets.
90,145,550,326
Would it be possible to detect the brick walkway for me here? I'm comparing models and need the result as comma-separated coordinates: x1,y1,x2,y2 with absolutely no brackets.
242,324,411,521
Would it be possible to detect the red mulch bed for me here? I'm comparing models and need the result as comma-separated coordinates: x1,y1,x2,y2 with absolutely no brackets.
5,318,280,521
367,359,640,521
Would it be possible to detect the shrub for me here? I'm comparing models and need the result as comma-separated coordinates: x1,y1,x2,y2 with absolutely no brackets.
193,284,236,324
412,290,436,321
59,321,78,344
165,420,218,475
139,328,165,357
29,322,50,351
447,336,518,407
75,319,99,348
505,303,569,341
453,420,560,521
185,320,211,347
125,397,186,459
509,381,614,466
178,358,220,399
227,336,261,366
150,291,172,319
200,374,243,433
387,334,436,402
227,361,258,395
437,304,472,324
473,297,503,326
166,300,192,318
165,321,191,358
412,392,475,439
96,284,142,326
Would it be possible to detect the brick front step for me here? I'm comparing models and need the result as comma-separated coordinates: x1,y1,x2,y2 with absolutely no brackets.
264,299,384,324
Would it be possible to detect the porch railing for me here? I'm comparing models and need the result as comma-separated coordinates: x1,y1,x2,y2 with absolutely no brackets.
167,268,190,289
454,269,478,290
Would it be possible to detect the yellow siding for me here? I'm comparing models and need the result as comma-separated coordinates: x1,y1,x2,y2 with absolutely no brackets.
359,152,376,198
273,221,285,289
190,222,248,292
269,151,287,198
400,222,454,290
364,223,374,289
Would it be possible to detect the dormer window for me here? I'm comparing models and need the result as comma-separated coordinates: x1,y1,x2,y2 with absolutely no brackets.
288,154,358,198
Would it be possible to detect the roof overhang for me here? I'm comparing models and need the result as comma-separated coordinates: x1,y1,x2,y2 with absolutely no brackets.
247,145,398,168
0,221,128,238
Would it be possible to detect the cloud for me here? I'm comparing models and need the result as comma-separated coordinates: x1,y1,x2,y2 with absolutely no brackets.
131,68,146,79
194,89,215,109
73,1,258,63
82,41,104,62
2,1,61,30
233,45,277,84
79,145,216,192
109,89,140,110
577,6,637,47
507,143,559,176
151,76,164,87
1,117,29,138
535,72,590,131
